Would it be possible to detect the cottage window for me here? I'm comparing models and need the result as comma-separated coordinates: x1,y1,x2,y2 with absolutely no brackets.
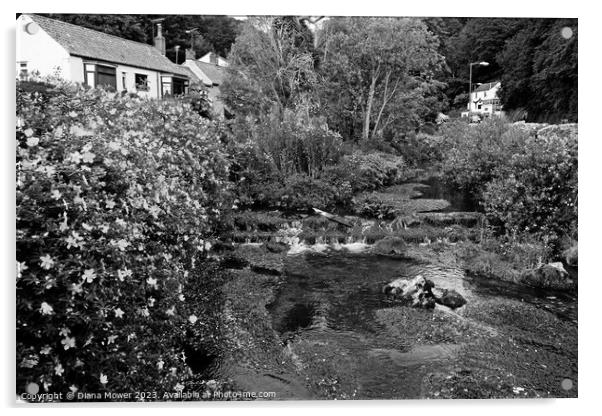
135,74,149,91
122,72,127,90
84,63,117,90
18,62,28,79
96,65,117,90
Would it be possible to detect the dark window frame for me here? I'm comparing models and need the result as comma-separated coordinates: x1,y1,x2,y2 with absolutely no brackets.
135,73,149,91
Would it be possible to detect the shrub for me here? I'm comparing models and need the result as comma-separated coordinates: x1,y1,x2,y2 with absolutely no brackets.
16,81,231,397
437,118,577,252
439,118,526,196
482,127,578,249
232,108,344,179
323,151,407,194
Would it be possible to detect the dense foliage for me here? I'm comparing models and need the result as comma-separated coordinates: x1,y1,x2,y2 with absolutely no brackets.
438,119,577,249
16,81,232,396
317,17,445,141
424,17,577,122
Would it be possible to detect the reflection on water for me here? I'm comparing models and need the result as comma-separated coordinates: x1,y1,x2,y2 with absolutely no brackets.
267,252,577,398
411,176,478,213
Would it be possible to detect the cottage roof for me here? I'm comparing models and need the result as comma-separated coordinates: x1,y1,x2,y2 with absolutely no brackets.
473,81,500,93
188,60,226,85
26,14,189,77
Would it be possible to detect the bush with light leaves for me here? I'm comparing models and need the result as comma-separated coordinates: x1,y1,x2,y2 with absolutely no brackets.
16,80,231,399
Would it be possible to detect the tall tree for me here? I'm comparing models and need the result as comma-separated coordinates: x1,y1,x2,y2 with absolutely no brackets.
221,17,319,117
317,17,444,142
497,19,577,122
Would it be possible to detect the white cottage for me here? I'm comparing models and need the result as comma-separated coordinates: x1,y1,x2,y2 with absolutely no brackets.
183,55,229,117
16,14,191,98
465,81,503,117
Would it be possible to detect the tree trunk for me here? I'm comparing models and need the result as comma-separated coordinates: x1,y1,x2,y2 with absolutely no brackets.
363,70,378,141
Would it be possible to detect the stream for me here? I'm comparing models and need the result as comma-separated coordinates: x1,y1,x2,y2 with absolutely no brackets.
223,176,578,399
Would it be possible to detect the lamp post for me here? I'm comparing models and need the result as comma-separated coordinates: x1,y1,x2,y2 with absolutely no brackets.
175,45,180,64
468,61,489,113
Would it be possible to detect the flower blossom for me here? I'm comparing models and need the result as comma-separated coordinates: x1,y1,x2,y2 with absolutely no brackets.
114,308,124,319
61,336,76,350
39,255,55,270
39,302,54,315
81,269,97,284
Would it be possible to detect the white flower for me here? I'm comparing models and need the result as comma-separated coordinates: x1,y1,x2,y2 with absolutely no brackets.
24,128,34,137
105,199,116,209
174,383,185,392
70,283,83,295
100,224,110,234
178,294,185,302
39,302,54,315
68,111,78,118
82,151,95,164
165,306,176,316
16,261,28,278
117,268,132,281
107,335,117,345
51,189,62,200
26,136,39,147
81,269,97,284
39,255,55,270
61,336,76,350
140,308,150,317
69,385,78,393
54,363,64,376
65,232,83,249
157,359,165,370
99,373,108,385
40,346,52,355
114,308,124,319
68,151,83,164
148,297,156,307
188,315,198,324
112,239,130,251
146,277,158,289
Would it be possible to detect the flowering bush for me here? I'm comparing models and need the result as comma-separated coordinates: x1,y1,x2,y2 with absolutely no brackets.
482,126,578,249
16,81,231,398
438,119,577,251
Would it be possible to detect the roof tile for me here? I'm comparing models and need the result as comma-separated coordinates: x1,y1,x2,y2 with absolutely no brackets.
27,14,189,77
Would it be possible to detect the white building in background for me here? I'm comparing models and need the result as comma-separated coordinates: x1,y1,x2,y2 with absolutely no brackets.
16,14,191,98
183,53,229,117
197,52,229,67
461,81,503,119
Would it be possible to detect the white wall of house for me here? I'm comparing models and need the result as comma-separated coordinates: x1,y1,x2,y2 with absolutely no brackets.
468,82,501,113
17,15,178,99
114,65,160,98
198,53,229,67
16,15,73,79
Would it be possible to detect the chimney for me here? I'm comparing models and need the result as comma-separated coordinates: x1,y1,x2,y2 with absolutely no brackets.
154,23,166,56
210,52,218,65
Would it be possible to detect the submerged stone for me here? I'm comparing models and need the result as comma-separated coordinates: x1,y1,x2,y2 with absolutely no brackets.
434,289,467,309
521,262,574,290
373,236,407,256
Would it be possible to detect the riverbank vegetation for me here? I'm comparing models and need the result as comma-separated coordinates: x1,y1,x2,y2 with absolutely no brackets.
16,15,577,399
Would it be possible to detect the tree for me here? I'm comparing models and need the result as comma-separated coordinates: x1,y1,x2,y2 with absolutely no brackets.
497,19,577,122
317,17,445,142
221,17,319,117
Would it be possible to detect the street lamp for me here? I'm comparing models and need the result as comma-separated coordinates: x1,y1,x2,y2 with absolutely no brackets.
468,61,489,112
